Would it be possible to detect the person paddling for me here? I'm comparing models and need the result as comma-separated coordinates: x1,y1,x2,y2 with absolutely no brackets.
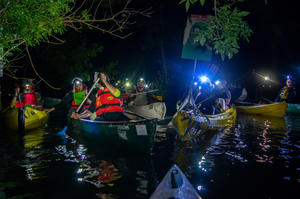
275,76,296,103
71,73,129,121
44,77,91,115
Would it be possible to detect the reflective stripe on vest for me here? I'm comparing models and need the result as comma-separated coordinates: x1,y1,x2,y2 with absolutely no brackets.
95,88,124,116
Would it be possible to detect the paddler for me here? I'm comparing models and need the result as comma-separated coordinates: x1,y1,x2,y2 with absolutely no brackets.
71,73,129,121
44,77,91,115
275,76,296,103
10,81,40,109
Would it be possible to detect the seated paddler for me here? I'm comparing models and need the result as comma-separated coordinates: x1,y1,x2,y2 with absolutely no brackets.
10,81,41,109
44,77,91,115
126,78,158,106
71,72,129,121
275,76,296,103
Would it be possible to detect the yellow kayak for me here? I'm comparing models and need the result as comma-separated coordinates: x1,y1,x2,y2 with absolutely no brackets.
1,107,48,131
236,102,287,117
172,107,237,141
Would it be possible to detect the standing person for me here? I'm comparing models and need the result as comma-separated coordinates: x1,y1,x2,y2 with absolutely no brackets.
44,77,91,115
71,73,129,121
275,77,296,103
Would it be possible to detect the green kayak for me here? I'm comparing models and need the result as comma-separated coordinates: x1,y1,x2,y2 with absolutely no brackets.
67,115,157,154
286,104,300,115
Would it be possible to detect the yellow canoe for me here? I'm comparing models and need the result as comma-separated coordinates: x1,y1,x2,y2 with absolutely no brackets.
236,102,287,117
1,107,48,131
172,107,237,141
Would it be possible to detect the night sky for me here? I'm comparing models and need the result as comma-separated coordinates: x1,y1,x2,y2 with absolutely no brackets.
2,0,300,110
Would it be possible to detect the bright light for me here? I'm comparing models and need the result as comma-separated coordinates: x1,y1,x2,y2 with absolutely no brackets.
140,78,144,81
198,86,202,90
215,80,220,85
287,75,291,79
200,76,209,83
264,76,269,81
75,80,81,85
194,82,198,86
197,185,203,191
125,82,130,87
145,84,149,88
77,168,83,174
125,78,129,81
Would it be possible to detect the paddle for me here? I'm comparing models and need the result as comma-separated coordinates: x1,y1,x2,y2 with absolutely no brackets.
75,78,100,113
131,89,159,96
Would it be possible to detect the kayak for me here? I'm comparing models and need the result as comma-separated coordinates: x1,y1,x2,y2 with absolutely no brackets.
149,164,202,199
1,107,48,131
236,102,287,117
67,114,157,154
125,102,166,120
286,103,300,115
172,107,237,141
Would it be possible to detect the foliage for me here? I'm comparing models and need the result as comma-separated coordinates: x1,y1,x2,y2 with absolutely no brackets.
179,0,252,60
0,0,151,80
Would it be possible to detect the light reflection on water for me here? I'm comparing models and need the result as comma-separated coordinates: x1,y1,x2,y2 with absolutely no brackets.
0,114,300,198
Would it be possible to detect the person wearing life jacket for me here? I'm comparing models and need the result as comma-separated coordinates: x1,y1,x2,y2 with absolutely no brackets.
71,73,129,121
11,82,39,109
44,77,91,114
275,77,296,103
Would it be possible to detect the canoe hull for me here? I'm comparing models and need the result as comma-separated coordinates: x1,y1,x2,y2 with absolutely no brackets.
236,102,287,117
126,102,166,120
1,107,48,131
172,107,237,141
68,118,157,154
150,164,202,199
286,103,300,115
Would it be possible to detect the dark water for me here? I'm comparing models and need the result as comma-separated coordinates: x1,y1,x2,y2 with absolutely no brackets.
1,114,300,199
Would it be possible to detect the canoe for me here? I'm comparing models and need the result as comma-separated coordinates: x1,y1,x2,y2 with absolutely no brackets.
286,103,300,115
149,164,202,199
1,107,48,131
67,115,157,154
125,102,166,120
236,102,287,117
172,107,237,141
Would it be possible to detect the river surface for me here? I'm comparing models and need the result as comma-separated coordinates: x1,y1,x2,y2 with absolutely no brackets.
1,114,299,199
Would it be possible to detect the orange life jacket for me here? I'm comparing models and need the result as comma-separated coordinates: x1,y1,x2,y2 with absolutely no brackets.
95,87,124,116
71,88,90,110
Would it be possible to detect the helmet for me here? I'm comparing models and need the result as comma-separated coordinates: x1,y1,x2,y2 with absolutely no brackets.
94,72,110,83
72,77,83,85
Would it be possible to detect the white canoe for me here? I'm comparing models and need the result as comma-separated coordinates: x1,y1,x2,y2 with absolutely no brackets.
125,102,166,120
150,164,202,199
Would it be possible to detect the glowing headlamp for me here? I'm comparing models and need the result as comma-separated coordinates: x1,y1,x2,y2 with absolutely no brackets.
125,82,130,87
140,78,144,81
215,80,220,85
194,82,198,86
264,76,269,81
75,80,81,85
200,76,209,83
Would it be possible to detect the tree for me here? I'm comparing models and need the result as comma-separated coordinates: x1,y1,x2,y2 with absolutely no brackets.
179,0,252,60
0,0,151,82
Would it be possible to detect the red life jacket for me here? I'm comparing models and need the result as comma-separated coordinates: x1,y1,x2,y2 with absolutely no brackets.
95,87,124,116
71,88,90,110
15,89,37,108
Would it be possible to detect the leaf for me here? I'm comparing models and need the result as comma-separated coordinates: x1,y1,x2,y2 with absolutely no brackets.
200,0,205,6
179,0,186,4
185,1,190,12
200,37,206,46
238,11,250,17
